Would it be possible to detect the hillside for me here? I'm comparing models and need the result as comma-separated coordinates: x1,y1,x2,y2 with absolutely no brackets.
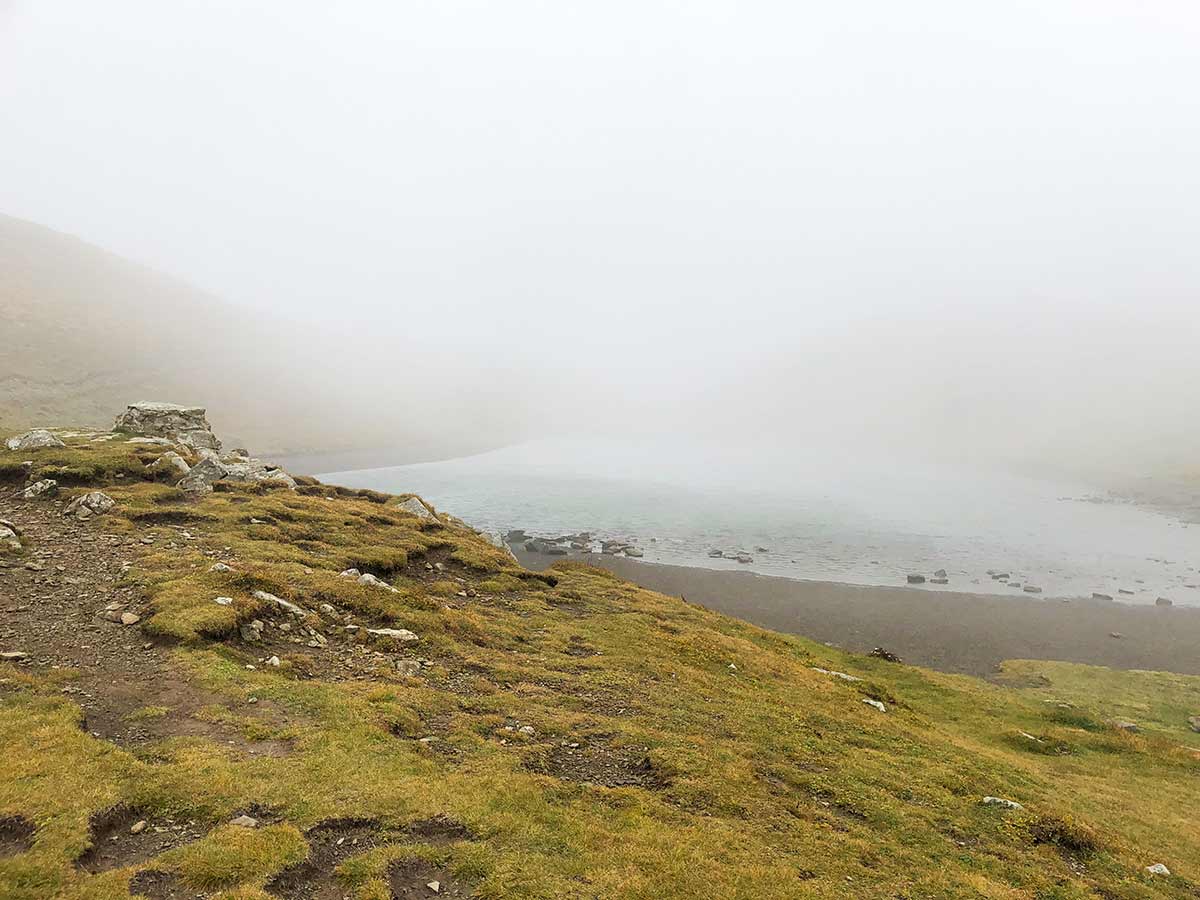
0,216,498,462
1,420,1198,899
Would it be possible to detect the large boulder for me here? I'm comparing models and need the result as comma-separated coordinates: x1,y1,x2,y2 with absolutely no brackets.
113,402,221,451
64,491,116,520
5,429,65,451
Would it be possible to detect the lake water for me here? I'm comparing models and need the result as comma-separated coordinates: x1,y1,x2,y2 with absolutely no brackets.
322,439,1199,605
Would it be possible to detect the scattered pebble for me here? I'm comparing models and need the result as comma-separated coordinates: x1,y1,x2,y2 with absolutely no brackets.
229,815,258,828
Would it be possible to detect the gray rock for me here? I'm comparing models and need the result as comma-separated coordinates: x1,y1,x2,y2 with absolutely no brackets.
252,590,307,616
177,457,228,493
1092,592,1113,602
229,814,258,828
980,796,1024,811
357,573,399,593
930,577,949,585
209,562,233,573
395,659,423,677
367,627,419,645
623,547,644,558
397,497,436,520
0,526,21,553
214,596,234,606
862,698,887,712
1155,596,1173,607
810,666,861,682
4,429,65,451
148,451,190,477
114,402,221,451
1023,585,1042,594
708,549,724,558
907,574,926,584
239,620,265,643
1145,863,1170,876
63,491,116,520
22,479,59,500
1186,715,1200,733
734,553,753,564
933,568,948,578
220,459,297,489
1111,720,1140,733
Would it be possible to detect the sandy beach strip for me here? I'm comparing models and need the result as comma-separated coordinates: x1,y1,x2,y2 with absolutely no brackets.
512,548,1200,677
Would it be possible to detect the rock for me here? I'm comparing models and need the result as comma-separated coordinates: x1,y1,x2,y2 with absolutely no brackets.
119,612,141,626
505,529,528,543
63,491,116,520
1092,592,1113,601
811,666,861,682
367,627,419,645
0,526,20,553
734,553,753,564
357,573,399,593
1109,632,1124,640
991,573,1010,580
114,402,221,451
210,563,233,573
483,532,519,562
755,546,769,553
220,459,297,489
148,451,190,478
930,577,949,585
266,656,281,667
214,596,234,606
1118,588,1135,595
933,568,947,578
427,882,441,893
0,651,29,661
624,547,644,558
1188,716,1200,733
130,820,148,835
240,620,265,642
707,549,724,558
906,574,926,584
980,797,1024,811
252,590,307,616
1023,585,1042,594
21,479,59,500
339,568,361,578
177,457,227,493
229,815,258,828
1111,720,1140,733
395,659,423,677
1155,596,1173,607
862,698,887,712
869,647,903,663
1145,863,1170,876
397,497,436,520
4,429,65,451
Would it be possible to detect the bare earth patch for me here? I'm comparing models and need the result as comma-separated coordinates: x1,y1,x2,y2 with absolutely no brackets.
265,818,381,900
126,869,186,899
387,858,475,898
531,738,666,789
75,805,203,874
0,815,35,858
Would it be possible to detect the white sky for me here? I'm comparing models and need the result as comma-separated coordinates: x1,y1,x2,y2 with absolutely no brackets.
2,1,1198,467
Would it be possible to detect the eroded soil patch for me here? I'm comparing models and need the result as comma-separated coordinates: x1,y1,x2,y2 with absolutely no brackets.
388,858,475,898
75,805,203,874
127,869,186,899
0,815,35,858
265,818,381,900
531,739,667,789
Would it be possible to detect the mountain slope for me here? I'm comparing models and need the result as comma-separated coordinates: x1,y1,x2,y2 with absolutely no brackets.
0,426,1197,898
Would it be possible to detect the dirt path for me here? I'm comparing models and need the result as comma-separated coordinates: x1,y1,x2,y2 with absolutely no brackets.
0,493,283,754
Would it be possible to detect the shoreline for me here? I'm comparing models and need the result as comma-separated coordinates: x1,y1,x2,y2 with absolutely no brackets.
512,546,1200,677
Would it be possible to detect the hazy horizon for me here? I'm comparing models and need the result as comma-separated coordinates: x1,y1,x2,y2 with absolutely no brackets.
3,2,1198,475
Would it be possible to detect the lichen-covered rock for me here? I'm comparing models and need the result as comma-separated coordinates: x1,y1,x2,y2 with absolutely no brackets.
177,457,227,493
113,402,220,451
367,627,419,646
176,456,296,493
22,479,58,500
63,491,116,520
5,429,65,451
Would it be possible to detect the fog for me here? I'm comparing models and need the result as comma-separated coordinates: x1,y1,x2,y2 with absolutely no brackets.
2,1,1198,474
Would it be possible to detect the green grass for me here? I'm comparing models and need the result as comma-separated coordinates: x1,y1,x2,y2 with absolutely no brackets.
2,432,1199,898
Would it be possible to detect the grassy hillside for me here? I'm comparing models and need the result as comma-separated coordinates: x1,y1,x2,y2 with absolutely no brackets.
1,432,1198,899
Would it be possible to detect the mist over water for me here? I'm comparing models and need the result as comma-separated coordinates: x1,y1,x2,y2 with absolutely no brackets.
326,439,1198,605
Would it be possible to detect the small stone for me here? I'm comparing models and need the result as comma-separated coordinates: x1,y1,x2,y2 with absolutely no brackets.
862,698,887,712
367,627,419,645
1111,720,1140,733
266,656,281,667
1109,632,1124,639
427,881,441,893
130,820,148,835
120,612,141,626
395,660,422,677
517,725,535,735
1145,863,1170,876
21,479,58,501
980,796,1023,810
933,568,947,578
214,596,234,606
0,651,29,661
210,563,233,573
229,815,258,828
906,574,926,584
1023,585,1042,594
1187,716,1200,733
63,491,117,520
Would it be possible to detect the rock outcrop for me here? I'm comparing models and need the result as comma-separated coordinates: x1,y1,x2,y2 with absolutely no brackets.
5,429,65,451
397,497,436,520
177,456,296,494
113,402,221,451
21,479,58,501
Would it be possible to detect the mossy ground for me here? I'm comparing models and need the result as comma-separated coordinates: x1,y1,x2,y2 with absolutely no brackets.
1,433,1198,898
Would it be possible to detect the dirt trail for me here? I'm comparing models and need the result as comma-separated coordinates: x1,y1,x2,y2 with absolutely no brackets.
0,493,283,755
